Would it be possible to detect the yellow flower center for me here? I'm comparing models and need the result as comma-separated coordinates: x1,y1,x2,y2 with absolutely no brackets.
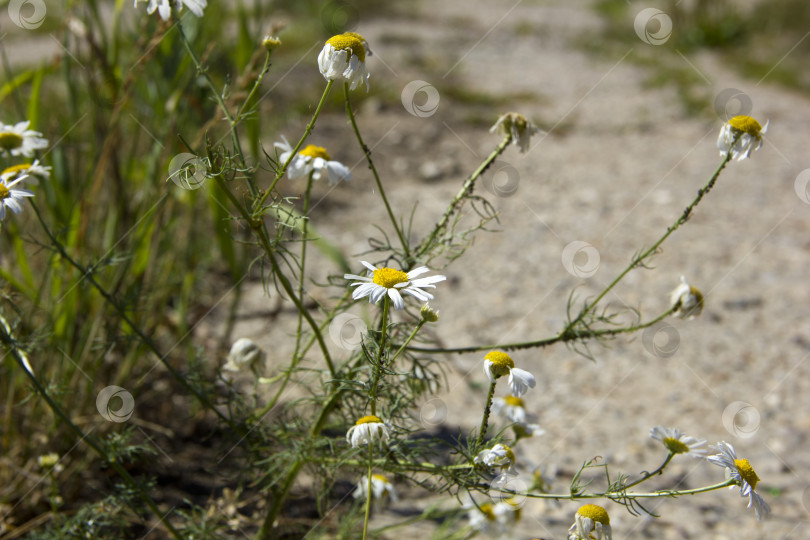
728,115,763,136
299,144,331,161
2,164,31,177
504,395,524,408
355,415,382,425
503,445,516,463
577,504,610,525
326,33,366,62
372,473,389,483
485,350,514,378
372,267,409,289
479,503,496,521
0,184,10,200
0,132,23,151
505,497,522,521
663,437,690,454
734,458,760,490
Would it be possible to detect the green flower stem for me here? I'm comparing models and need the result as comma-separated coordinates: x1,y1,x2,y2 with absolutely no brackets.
369,297,391,417
476,381,497,447
0,318,184,540
343,82,410,259
488,478,736,501
406,306,676,355
559,149,736,340
235,51,273,123
211,176,337,379
414,135,512,262
256,389,342,540
616,452,674,492
258,79,335,210
361,442,374,540
388,320,425,364
177,22,257,197
294,173,315,353
30,202,240,432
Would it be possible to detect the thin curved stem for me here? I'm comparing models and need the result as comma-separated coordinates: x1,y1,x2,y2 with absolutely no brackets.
476,382,497,446
361,442,374,540
368,297,391,416
343,82,410,259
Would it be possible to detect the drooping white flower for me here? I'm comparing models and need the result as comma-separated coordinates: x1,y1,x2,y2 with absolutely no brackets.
274,136,352,184
318,32,370,91
569,504,612,540
2,160,51,183
134,0,206,21
717,115,767,161
223,338,266,373
0,121,47,157
465,497,521,536
490,112,542,153
346,415,390,448
483,351,536,398
669,276,704,320
353,473,398,504
492,395,545,439
708,441,770,520
344,260,446,311
0,171,34,220
649,426,706,458
474,443,516,475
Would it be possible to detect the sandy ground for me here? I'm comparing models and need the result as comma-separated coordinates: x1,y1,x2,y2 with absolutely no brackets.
215,1,810,538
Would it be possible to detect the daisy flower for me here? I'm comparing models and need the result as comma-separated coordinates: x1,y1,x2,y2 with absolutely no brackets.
669,276,704,320
569,504,612,540
0,171,34,220
490,112,542,153
466,498,521,536
134,0,206,21
474,443,516,474
223,338,266,373
649,426,706,458
274,136,352,184
491,395,545,440
2,160,51,182
483,351,536,398
718,115,767,161
708,441,770,520
344,260,446,311
0,121,47,157
318,32,370,91
353,473,398,504
346,415,390,448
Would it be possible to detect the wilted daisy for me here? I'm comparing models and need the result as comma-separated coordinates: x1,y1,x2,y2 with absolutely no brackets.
669,276,704,319
483,351,536,397
2,160,51,182
492,396,545,439
466,498,521,536
346,415,390,448
649,426,706,458
474,443,516,474
353,473,398,504
708,441,770,520
717,115,767,161
318,32,370,91
134,0,206,21
569,504,612,540
490,112,542,153
344,260,446,311
0,171,34,220
274,136,352,185
223,338,266,373
0,121,47,157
